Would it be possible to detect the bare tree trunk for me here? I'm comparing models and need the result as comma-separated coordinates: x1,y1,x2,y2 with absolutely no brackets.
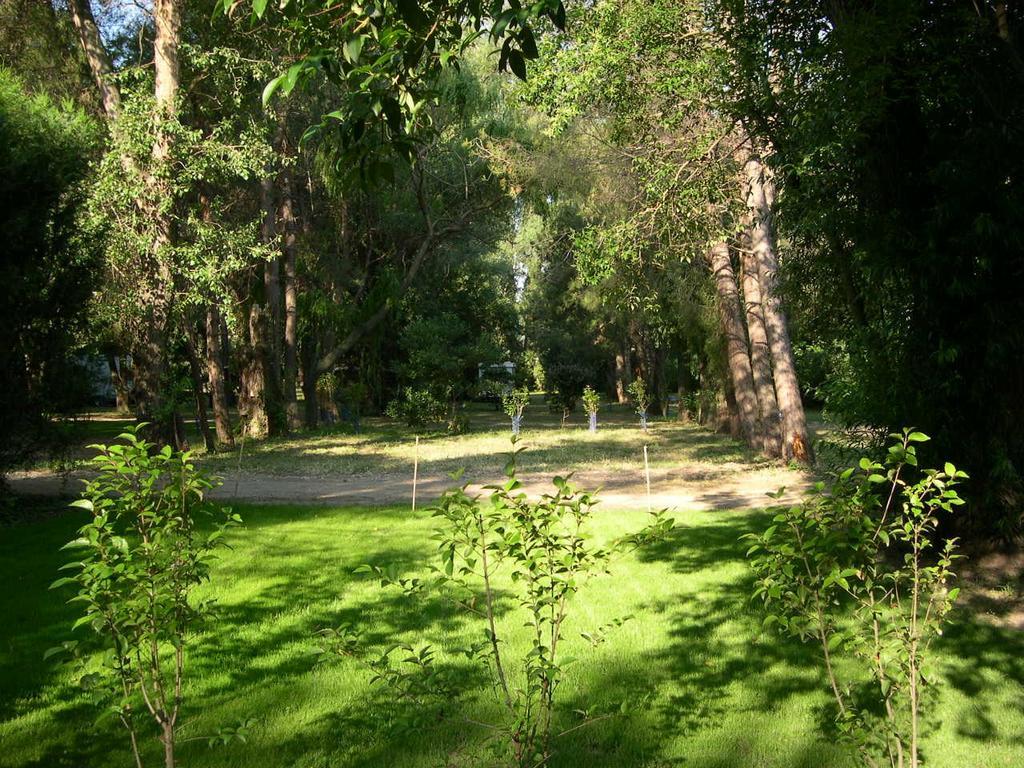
183,323,214,452
741,235,783,457
655,346,669,418
66,0,182,447
262,174,281,387
708,242,760,448
131,0,183,447
205,306,233,449
280,168,301,427
744,156,813,463
240,299,271,439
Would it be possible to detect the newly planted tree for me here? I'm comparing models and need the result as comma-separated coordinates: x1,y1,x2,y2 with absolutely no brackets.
50,426,241,767
627,377,652,431
582,385,601,433
745,430,966,767
502,388,530,436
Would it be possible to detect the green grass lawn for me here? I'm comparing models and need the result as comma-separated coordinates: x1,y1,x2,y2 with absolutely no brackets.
2,500,1022,768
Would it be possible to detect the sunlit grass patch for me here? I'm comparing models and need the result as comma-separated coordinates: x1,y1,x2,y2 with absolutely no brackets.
1,502,1021,767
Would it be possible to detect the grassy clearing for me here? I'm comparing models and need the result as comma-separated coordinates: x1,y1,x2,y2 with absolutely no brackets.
1,500,1021,768
204,411,755,481
48,399,757,480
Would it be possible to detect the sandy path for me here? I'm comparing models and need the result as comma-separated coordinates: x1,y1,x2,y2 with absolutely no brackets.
8,463,809,512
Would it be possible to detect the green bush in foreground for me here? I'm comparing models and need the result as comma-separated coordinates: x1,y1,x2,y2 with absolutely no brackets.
746,429,967,768
320,440,673,766
50,426,242,768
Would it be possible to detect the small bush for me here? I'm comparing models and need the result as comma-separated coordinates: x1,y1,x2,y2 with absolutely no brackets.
321,441,673,766
385,387,447,428
50,425,241,767
582,386,600,432
627,377,651,430
502,388,530,435
745,429,966,767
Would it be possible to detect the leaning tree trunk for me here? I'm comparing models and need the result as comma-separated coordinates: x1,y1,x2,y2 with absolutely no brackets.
708,242,760,448
205,306,234,449
741,235,783,457
65,0,121,118
67,0,183,446
744,155,813,463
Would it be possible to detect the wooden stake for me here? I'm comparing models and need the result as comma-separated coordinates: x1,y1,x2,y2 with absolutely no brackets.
412,435,420,513
643,444,651,513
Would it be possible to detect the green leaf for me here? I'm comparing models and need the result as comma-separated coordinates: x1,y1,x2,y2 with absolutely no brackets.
252,0,268,18
343,36,365,65
262,75,285,108
507,49,527,81
907,432,930,443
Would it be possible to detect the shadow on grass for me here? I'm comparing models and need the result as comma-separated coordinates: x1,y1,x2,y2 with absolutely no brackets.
5,502,1021,768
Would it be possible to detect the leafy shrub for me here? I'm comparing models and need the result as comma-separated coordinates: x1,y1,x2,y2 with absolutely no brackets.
745,429,966,767
320,442,674,766
446,410,470,435
544,362,589,423
385,387,447,428
50,425,241,767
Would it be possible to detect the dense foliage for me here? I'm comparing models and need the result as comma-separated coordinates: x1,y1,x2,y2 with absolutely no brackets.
0,69,98,478
711,0,1024,533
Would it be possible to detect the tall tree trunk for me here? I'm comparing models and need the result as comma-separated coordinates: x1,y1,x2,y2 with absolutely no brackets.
614,346,629,404
236,178,284,439
280,167,301,427
182,323,215,452
239,304,269,439
205,306,234,449
708,242,760,448
262,174,281,390
132,0,183,447
741,235,783,457
64,0,121,118
67,0,183,446
655,346,669,418
106,354,131,415
745,156,813,463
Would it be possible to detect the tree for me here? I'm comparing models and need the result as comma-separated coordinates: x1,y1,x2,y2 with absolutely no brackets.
711,0,1024,533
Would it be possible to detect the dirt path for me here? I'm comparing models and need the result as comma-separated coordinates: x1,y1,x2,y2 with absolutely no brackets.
8,463,809,512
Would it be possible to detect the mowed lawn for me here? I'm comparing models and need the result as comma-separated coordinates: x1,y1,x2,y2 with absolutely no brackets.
2,501,1022,768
